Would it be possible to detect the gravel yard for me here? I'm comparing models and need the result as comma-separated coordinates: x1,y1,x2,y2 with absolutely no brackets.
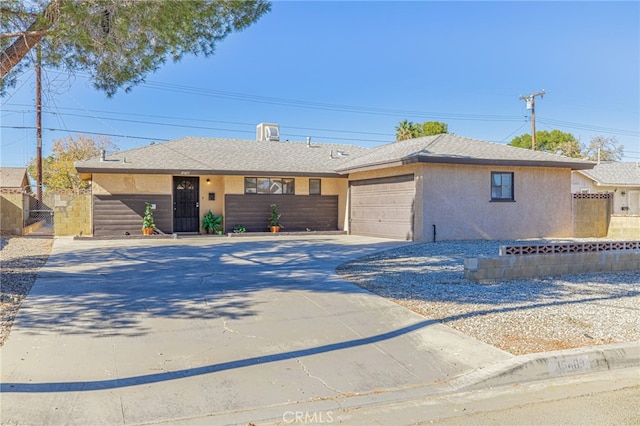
337,240,640,355
0,236,53,347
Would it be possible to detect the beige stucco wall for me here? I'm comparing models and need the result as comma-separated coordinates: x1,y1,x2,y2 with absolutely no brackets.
199,175,225,230
421,164,573,241
347,164,573,241
92,174,172,195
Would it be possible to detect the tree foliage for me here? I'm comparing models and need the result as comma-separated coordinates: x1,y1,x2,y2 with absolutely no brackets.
395,120,448,141
509,131,624,160
27,135,117,192
509,130,583,158
1,0,271,96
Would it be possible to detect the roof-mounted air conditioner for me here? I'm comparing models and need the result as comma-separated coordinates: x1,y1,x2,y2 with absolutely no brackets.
256,123,280,142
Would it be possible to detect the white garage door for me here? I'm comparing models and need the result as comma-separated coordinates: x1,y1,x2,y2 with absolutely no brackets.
349,174,415,240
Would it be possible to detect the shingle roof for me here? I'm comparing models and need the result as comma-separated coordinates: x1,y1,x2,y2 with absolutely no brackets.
75,134,597,177
336,134,595,173
576,162,640,186
75,137,370,177
0,167,28,189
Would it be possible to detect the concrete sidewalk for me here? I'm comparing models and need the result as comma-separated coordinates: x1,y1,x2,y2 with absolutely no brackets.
0,235,636,425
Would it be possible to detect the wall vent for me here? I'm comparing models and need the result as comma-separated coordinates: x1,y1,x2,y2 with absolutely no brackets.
256,123,280,142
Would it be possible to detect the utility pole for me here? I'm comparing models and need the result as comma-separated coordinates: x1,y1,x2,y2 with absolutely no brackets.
519,90,545,150
35,42,43,201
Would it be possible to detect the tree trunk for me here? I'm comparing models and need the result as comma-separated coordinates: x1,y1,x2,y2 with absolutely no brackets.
0,0,63,78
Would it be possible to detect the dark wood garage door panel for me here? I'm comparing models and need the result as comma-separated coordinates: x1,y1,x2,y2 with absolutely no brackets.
225,195,338,233
350,175,415,240
93,194,172,236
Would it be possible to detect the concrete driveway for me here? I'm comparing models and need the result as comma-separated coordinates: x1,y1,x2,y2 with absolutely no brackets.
0,235,511,425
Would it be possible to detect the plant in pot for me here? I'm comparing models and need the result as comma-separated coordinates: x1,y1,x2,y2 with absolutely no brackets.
268,203,282,233
202,210,223,234
142,202,155,235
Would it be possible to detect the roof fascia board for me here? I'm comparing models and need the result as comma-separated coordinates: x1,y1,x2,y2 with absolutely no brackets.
338,155,595,173
76,168,346,178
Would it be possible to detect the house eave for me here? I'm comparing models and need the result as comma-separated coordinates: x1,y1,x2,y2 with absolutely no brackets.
338,155,596,174
75,166,346,179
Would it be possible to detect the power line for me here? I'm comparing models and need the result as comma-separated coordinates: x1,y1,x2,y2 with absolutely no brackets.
0,125,169,142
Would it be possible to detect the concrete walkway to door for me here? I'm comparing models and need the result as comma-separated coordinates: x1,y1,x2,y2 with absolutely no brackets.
0,235,511,425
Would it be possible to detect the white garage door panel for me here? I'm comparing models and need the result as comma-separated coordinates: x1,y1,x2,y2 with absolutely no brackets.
350,175,415,240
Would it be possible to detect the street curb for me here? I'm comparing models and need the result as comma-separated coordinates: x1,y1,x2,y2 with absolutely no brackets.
448,341,640,391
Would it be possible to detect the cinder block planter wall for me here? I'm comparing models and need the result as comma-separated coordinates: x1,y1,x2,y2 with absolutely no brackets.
465,241,640,282
608,216,640,239
53,193,92,237
0,191,26,235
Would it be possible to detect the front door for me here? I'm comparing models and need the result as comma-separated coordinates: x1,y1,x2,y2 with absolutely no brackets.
173,177,199,232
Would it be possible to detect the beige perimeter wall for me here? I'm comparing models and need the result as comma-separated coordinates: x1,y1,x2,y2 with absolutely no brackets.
53,193,92,237
1,192,25,235
421,164,573,241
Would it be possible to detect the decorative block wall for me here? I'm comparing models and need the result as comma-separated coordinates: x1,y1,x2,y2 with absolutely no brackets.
465,241,640,282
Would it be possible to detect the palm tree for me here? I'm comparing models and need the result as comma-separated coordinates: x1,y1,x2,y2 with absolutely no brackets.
396,120,417,141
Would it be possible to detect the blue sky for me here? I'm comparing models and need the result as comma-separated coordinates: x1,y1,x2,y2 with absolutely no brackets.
1,1,639,167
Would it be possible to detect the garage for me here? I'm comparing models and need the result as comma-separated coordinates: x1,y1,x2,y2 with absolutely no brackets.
349,174,415,240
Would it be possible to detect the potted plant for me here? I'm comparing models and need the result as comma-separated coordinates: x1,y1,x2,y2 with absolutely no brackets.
202,210,223,234
268,203,282,233
142,202,155,235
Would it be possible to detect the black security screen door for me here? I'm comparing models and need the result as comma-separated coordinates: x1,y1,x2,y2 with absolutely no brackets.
173,177,199,232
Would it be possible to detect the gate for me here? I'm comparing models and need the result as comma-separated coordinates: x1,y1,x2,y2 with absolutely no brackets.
24,186,54,235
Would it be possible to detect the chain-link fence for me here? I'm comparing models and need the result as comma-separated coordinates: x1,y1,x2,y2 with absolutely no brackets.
24,186,54,235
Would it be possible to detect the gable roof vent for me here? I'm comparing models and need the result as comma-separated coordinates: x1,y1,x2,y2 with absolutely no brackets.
256,123,280,142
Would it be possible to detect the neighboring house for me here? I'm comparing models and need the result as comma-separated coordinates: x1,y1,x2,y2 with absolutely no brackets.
75,127,595,241
0,167,31,192
572,162,640,215
0,167,31,235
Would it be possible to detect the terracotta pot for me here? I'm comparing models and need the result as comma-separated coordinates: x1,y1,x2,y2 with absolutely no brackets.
270,226,280,233
142,227,154,235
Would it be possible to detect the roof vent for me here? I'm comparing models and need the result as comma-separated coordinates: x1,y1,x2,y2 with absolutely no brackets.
256,123,280,142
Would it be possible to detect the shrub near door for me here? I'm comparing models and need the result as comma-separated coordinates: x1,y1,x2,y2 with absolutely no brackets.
202,210,223,234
